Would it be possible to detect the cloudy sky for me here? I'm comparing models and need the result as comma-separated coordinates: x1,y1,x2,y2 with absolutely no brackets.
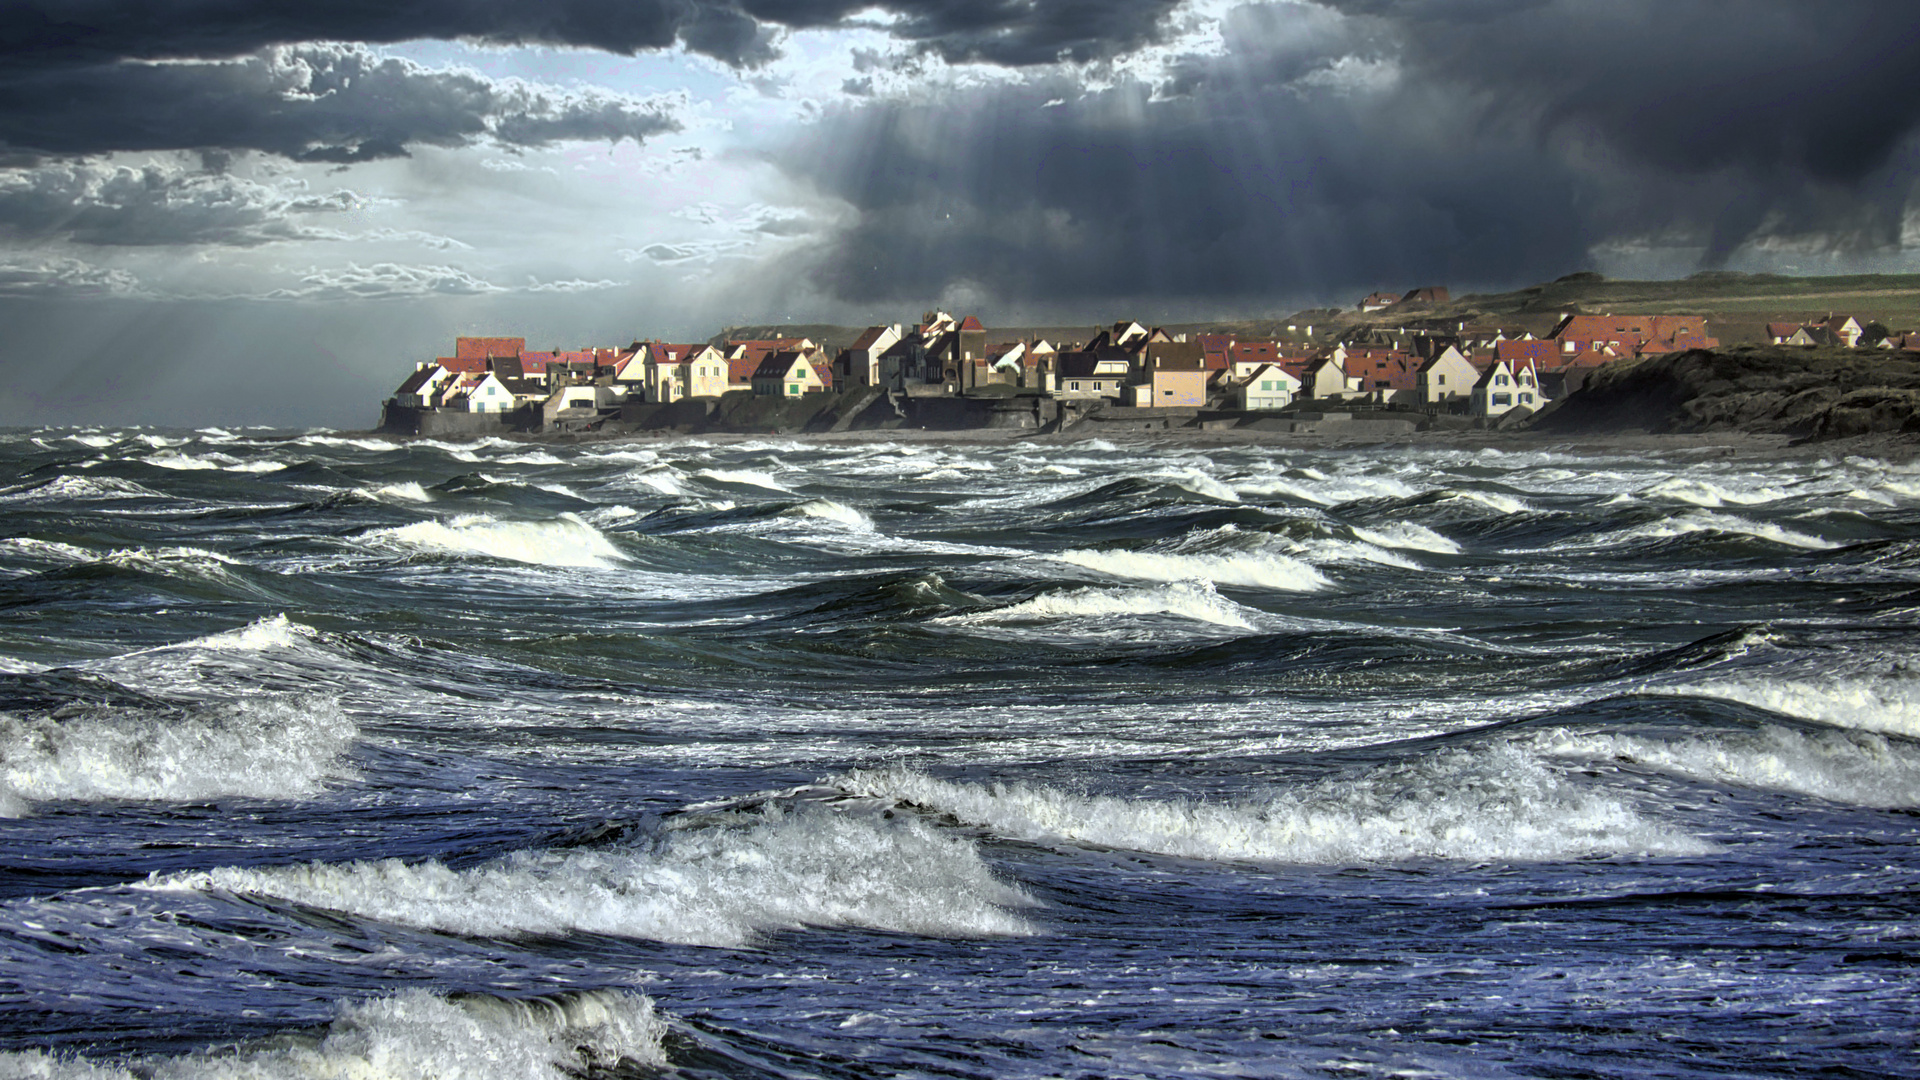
2,0,1917,426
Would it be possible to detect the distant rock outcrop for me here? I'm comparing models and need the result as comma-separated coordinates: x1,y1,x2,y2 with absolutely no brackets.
1531,346,1920,441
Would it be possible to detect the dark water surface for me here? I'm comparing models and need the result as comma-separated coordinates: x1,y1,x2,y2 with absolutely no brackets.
1,427,1917,1078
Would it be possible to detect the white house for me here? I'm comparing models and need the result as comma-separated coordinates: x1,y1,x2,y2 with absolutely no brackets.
1471,360,1547,418
1235,364,1300,410
1416,346,1479,406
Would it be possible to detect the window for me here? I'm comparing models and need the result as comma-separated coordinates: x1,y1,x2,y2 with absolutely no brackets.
788,384,799,396
1437,374,1446,385
1495,374,1508,386
1492,393,1512,406
1070,381,1081,391
1520,393,1533,404
1163,389,1174,396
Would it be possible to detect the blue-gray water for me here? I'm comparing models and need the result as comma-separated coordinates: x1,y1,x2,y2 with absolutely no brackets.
1,427,1917,1078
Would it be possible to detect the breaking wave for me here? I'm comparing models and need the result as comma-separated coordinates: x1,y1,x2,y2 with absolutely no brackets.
1615,511,1835,550
1639,476,1791,507
788,499,874,530
1532,725,1920,808
0,988,666,1080
1350,522,1462,555
368,481,433,503
1658,669,1920,738
155,803,1034,946
695,468,790,492
369,513,627,568
837,751,1707,864
0,694,356,816
943,580,1261,630
1055,547,1329,592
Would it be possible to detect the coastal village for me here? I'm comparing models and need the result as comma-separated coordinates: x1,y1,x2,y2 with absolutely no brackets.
382,285,1920,437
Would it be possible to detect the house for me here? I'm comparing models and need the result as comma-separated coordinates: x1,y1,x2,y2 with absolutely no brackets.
1359,292,1399,312
454,336,524,362
641,342,727,403
838,324,904,389
1400,286,1450,305
462,371,517,414
1051,353,1124,401
392,363,452,408
1128,345,1207,407
725,338,816,391
750,350,830,397
1550,314,1715,356
1416,346,1479,406
1235,364,1300,410
1471,360,1546,418
1302,351,1359,400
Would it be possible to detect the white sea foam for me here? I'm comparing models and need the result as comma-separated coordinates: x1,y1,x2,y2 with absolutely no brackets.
1350,522,1462,555
534,482,585,500
144,451,286,473
369,481,433,503
1532,726,1920,808
1055,547,1329,592
370,513,627,568
0,694,356,816
1617,511,1835,550
180,613,314,652
788,499,873,529
0,537,94,564
838,751,1708,864
155,804,1034,946
943,580,1261,630
1639,476,1790,507
1237,473,1420,506
298,434,394,451
630,468,684,495
696,468,790,492
1152,469,1240,503
496,451,565,466
0,475,164,503
65,433,117,449
0,988,666,1080
1444,489,1530,515
1659,669,1920,738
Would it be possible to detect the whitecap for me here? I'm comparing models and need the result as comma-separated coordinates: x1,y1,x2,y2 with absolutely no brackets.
695,468,791,492
1350,522,1462,555
1533,726,1920,808
1639,476,1790,507
0,694,356,816
1659,668,1920,738
1055,547,1328,592
1618,510,1834,550
787,499,873,530
369,481,433,503
0,988,666,1080
368,513,627,568
154,803,1034,946
837,751,1708,864
943,580,1261,630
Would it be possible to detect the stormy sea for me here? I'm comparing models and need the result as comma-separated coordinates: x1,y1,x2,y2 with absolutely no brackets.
0,426,1916,1079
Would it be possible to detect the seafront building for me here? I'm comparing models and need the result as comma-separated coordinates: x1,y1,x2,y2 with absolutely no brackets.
380,291,1920,435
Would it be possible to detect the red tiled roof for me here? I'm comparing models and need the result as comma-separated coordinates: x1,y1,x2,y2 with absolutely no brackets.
958,316,985,331
1495,339,1558,363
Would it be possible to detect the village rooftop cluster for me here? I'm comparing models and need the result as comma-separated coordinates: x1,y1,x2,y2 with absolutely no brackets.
387,285,1918,433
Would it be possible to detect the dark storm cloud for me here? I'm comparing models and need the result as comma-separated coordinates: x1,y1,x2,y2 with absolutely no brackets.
0,0,1182,69
0,44,683,163
772,0,1920,308
775,78,1592,308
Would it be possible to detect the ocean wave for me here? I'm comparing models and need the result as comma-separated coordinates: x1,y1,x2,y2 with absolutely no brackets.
1532,725,1920,808
1658,668,1920,738
837,751,1708,864
495,451,565,466
941,580,1262,630
1152,469,1241,503
1616,510,1835,550
178,613,315,652
1055,547,1328,592
143,451,287,474
64,432,118,449
368,513,627,568
0,988,666,1080
297,434,395,452
788,499,874,530
0,475,165,503
1236,473,1420,506
368,480,433,503
1638,476,1791,507
1350,522,1462,555
695,468,790,492
1442,489,1531,515
155,803,1034,946
629,468,685,495
0,694,356,816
